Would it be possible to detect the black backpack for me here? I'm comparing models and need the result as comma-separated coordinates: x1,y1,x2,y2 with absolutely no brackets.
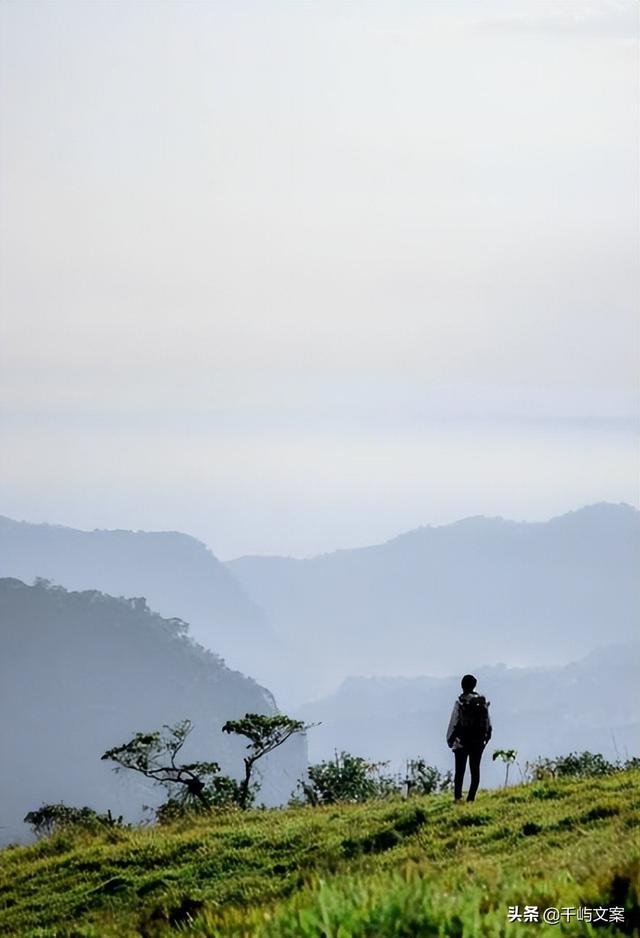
457,694,490,743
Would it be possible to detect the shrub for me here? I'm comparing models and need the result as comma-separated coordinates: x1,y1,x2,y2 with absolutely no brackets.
526,751,637,781
298,752,398,805
405,760,452,796
155,776,246,823
24,804,124,838
299,754,454,805
556,751,617,777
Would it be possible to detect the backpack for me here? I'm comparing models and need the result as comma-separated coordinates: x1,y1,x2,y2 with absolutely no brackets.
457,694,490,743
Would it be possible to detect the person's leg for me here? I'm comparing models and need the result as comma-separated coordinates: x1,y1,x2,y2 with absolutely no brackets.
454,749,468,801
467,746,483,802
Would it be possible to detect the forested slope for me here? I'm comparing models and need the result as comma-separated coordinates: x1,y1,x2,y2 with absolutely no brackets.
0,578,305,845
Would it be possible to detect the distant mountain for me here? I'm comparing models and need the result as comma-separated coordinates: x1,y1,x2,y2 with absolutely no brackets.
228,503,640,700
0,516,274,679
297,643,640,787
0,578,307,845
3,504,637,705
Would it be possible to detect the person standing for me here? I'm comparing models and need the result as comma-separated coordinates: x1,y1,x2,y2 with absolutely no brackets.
446,673,492,802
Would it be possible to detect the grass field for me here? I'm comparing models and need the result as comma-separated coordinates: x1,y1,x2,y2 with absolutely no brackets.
0,771,638,937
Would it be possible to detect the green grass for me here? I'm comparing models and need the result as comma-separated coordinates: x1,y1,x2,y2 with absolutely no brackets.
0,771,638,937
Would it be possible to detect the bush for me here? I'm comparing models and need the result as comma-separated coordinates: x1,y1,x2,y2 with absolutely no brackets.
298,754,454,805
526,751,638,781
155,776,246,823
298,752,399,805
24,804,125,838
405,760,452,796
555,751,616,777
205,774,247,808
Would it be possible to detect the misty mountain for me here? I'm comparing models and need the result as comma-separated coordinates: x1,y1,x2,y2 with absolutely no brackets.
0,578,306,845
297,643,640,788
0,516,273,679
228,503,640,700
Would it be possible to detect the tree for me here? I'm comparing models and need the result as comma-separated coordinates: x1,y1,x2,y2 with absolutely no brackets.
492,748,518,787
101,719,227,809
222,713,314,809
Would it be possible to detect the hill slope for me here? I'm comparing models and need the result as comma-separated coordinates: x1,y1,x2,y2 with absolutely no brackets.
228,503,640,700
0,770,637,936
0,516,273,678
0,578,306,846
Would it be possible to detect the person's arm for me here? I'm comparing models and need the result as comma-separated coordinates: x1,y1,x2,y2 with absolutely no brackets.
446,701,459,748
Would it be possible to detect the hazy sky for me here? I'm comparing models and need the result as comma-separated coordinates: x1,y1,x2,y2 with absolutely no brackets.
1,0,638,558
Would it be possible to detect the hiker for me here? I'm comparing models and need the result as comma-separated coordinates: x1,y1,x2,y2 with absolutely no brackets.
446,674,492,802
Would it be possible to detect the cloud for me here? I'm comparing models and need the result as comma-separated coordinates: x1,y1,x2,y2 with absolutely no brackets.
471,0,638,40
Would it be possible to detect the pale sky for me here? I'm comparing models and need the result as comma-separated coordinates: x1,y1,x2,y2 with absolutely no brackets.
1,0,638,558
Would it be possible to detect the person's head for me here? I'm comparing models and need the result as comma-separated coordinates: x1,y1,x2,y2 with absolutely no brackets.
461,673,477,693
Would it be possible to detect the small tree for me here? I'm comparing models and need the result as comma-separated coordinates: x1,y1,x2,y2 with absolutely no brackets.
222,713,314,809
492,748,518,787
102,720,226,810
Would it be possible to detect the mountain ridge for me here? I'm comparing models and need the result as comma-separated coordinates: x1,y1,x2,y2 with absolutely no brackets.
226,502,640,700
2,503,638,702
0,514,275,679
226,501,638,563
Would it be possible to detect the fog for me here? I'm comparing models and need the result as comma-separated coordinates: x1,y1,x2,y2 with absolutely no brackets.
1,0,637,557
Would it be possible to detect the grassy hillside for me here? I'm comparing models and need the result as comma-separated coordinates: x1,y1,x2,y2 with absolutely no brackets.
0,771,638,937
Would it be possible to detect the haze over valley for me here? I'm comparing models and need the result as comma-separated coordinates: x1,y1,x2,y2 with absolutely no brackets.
2,502,637,702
